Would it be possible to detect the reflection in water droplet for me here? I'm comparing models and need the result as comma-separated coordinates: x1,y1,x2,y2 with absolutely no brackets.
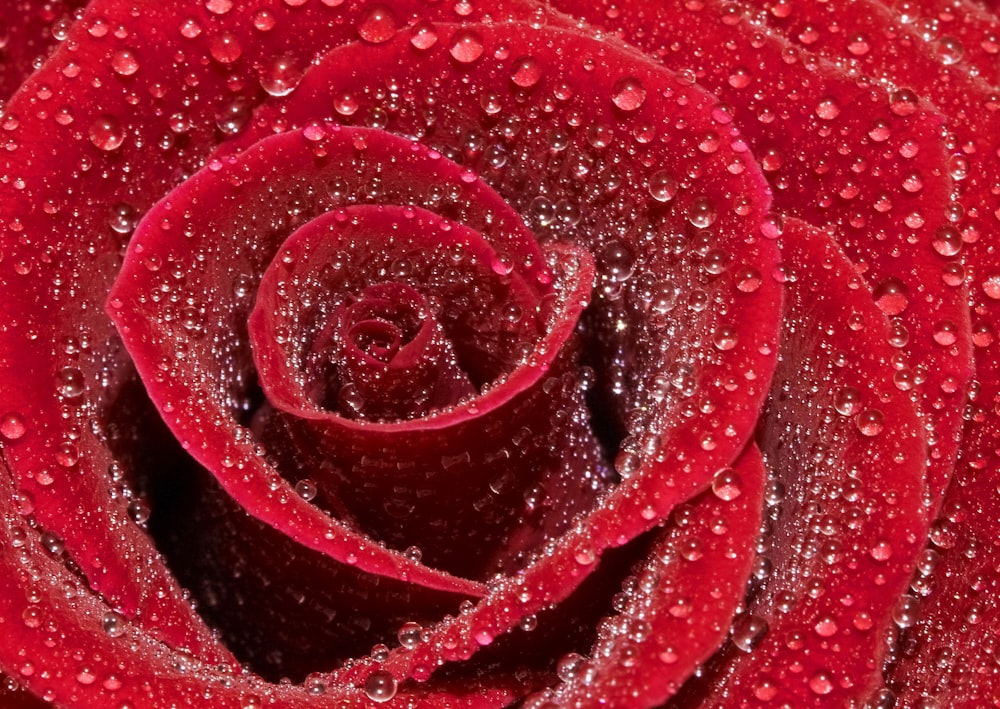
732,614,769,652
0,412,26,441
397,621,423,649
449,29,485,63
89,115,125,151
611,76,646,111
357,4,397,44
363,670,397,703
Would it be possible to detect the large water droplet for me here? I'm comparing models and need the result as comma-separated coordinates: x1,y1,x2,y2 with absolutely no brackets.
89,115,125,151
449,28,485,63
363,670,397,703
357,4,397,44
611,77,646,112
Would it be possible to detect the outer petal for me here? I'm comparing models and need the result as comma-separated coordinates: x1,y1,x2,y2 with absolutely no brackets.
675,219,927,705
547,0,971,517
529,444,767,708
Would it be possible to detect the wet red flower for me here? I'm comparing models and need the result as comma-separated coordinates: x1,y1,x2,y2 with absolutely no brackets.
0,0,994,706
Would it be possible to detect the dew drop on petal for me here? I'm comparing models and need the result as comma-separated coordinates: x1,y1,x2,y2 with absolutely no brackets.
809,671,835,695
397,621,422,649
833,386,862,416
357,4,397,44
982,273,1000,300
687,197,717,228
363,671,397,703
89,115,125,151
511,56,542,88
931,225,962,256
711,468,743,500
889,88,919,116
732,614,769,652
409,21,438,50
648,170,678,202
873,278,908,315
294,479,317,501
855,409,884,436
815,96,841,120
208,33,242,64
0,412,26,441
111,50,139,76
611,76,646,112
259,55,303,97
102,611,126,638
449,28,485,63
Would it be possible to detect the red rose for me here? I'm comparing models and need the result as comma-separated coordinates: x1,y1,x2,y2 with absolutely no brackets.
0,0,992,706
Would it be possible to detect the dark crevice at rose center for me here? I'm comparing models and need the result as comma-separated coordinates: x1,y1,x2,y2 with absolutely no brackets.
243,204,602,580
304,281,477,421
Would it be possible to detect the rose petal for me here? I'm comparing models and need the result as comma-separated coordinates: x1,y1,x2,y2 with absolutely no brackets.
549,0,972,520
247,203,601,579
671,218,927,704
529,443,767,707
0,0,549,674
0,0,85,101
0,457,526,708
272,22,783,689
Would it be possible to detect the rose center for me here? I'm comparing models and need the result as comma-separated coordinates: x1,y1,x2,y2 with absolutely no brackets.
307,281,475,421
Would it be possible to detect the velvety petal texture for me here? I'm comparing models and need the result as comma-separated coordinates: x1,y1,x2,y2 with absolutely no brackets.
0,0,991,706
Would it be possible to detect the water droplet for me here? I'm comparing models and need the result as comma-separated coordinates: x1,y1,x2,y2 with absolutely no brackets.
648,171,678,202
333,92,359,116
731,614,769,652
209,33,242,64
215,98,252,136
833,386,862,416
815,96,841,120
449,28,484,63
814,616,838,637
89,115,125,151
686,197,717,228
102,611,126,637
409,21,438,50
893,594,920,628
0,412,26,441
127,499,150,525
363,670,397,703
712,468,743,500
982,273,1000,300
873,278,908,315
935,36,964,65
847,34,870,56
294,479,317,501
259,55,303,97
111,50,139,76
511,56,542,88
889,88,919,116
855,409,884,436
56,367,85,399
611,77,646,111
397,621,423,649
808,670,834,695
205,0,233,14
933,320,958,346
357,4,397,44
931,225,962,256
